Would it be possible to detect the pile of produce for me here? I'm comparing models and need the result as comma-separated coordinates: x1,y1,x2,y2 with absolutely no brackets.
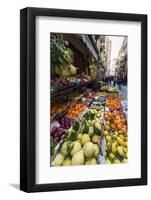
106,95,122,111
97,92,109,96
76,74,91,85
51,34,93,94
51,134,100,167
50,90,128,166
84,89,96,99
79,109,103,136
104,130,128,164
51,126,66,142
51,102,67,118
51,110,102,166
103,94,128,164
67,92,82,101
100,86,118,93
51,140,100,166
58,116,73,130
51,78,76,93
90,96,106,109
51,75,92,94
66,103,87,118
89,63,99,79
104,111,127,133
51,34,78,80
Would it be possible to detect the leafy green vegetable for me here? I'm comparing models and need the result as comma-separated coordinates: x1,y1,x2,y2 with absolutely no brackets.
73,121,80,132
50,143,57,156
67,142,74,157
51,33,73,67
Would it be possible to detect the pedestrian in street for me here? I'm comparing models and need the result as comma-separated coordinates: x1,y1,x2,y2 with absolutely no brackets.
113,76,117,87
109,76,112,86
111,76,114,86
121,75,125,90
107,76,110,85
124,75,127,86
117,76,122,91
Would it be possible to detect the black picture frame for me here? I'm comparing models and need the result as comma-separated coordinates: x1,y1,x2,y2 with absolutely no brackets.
20,7,147,192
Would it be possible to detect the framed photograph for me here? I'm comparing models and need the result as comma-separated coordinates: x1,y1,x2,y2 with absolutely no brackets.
20,7,147,192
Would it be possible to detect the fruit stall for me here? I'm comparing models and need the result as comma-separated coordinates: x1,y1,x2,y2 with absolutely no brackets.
50,33,128,167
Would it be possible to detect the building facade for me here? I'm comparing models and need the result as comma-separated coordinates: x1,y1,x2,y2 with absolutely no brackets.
115,37,128,78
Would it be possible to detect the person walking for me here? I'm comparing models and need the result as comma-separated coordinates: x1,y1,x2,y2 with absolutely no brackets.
107,76,110,86
113,76,117,87
111,76,114,86
117,76,121,91
109,76,112,86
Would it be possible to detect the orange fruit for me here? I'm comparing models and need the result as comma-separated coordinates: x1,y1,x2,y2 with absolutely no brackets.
113,112,117,116
121,127,127,133
120,113,124,118
123,125,127,130
104,114,109,120
117,123,123,130
121,118,125,123
108,112,112,117
111,124,116,129
115,119,121,124
115,115,120,120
